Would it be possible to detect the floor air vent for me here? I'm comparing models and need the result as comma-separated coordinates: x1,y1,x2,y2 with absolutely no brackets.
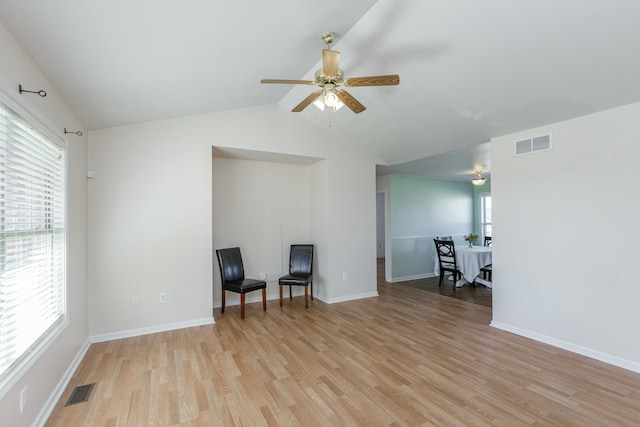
65,383,95,406
515,134,551,155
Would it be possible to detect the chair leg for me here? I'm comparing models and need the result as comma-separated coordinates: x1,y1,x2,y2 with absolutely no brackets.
289,285,292,300
262,288,267,311
240,294,245,319
310,279,314,301
304,286,308,308
221,290,226,313
438,272,444,287
279,285,283,307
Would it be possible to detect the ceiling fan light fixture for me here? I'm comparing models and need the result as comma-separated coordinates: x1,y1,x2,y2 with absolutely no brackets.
324,89,340,107
471,170,487,186
313,98,325,111
313,93,344,112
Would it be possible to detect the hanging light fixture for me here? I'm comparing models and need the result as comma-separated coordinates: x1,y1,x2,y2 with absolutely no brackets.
313,85,344,111
471,170,487,186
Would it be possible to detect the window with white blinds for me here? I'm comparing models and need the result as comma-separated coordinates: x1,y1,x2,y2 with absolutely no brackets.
0,98,66,390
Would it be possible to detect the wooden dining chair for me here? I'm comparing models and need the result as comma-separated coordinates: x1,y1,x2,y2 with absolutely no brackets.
433,239,461,288
484,236,492,246
215,247,267,319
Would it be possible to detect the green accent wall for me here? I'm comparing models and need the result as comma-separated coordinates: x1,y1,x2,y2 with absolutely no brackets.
389,175,474,280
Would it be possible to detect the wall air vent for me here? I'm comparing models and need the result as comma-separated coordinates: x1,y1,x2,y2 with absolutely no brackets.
514,134,551,156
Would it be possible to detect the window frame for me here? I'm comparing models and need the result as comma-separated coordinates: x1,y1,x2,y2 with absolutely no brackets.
0,78,68,399
479,191,492,242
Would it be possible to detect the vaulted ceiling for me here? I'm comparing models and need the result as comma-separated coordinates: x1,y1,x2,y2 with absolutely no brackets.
1,1,639,181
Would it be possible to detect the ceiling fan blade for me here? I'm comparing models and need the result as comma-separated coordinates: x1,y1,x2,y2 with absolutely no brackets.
261,79,315,85
292,91,322,112
345,75,400,87
322,49,341,76
337,90,366,114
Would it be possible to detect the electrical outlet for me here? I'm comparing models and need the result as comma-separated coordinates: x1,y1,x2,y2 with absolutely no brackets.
20,386,27,413
259,272,266,280
159,292,167,303
132,296,140,306
342,272,348,281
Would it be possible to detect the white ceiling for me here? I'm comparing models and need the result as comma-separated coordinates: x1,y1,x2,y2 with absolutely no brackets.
1,0,640,181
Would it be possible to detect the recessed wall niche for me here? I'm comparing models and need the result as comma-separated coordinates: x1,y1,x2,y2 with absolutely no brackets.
211,146,324,306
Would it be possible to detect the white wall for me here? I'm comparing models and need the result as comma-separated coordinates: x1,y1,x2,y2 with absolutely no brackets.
309,160,330,298
88,104,379,337
325,153,378,300
0,23,89,427
491,102,640,372
88,120,215,337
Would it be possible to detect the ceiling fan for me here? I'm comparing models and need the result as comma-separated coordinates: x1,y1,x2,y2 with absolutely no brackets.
260,32,400,114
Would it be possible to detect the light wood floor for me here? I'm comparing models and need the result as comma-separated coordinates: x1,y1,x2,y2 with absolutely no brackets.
379,258,492,309
46,264,640,426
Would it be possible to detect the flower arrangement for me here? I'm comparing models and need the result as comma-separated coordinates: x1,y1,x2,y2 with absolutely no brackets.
464,233,478,247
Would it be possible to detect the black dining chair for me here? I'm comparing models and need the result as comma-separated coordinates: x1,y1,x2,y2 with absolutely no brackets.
481,236,492,281
279,244,314,308
437,235,453,241
433,239,461,288
215,247,267,319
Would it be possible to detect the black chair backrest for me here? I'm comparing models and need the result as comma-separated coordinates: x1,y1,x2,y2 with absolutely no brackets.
289,244,313,276
437,236,453,241
216,247,245,283
484,236,492,246
434,239,458,270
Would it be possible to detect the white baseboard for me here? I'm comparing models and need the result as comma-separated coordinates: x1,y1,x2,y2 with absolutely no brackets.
90,317,215,343
34,339,91,427
317,291,379,304
389,273,437,282
491,321,640,374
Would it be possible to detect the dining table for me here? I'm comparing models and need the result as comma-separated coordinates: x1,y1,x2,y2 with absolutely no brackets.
434,244,492,288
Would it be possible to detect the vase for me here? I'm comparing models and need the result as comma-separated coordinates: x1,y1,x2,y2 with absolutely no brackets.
468,241,473,248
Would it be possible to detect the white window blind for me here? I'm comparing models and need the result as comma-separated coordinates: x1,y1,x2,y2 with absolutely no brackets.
0,99,66,386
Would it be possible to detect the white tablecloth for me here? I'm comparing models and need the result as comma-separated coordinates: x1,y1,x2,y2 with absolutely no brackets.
434,245,492,286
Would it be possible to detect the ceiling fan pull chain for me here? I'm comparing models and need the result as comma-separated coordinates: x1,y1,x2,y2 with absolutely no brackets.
329,107,336,127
